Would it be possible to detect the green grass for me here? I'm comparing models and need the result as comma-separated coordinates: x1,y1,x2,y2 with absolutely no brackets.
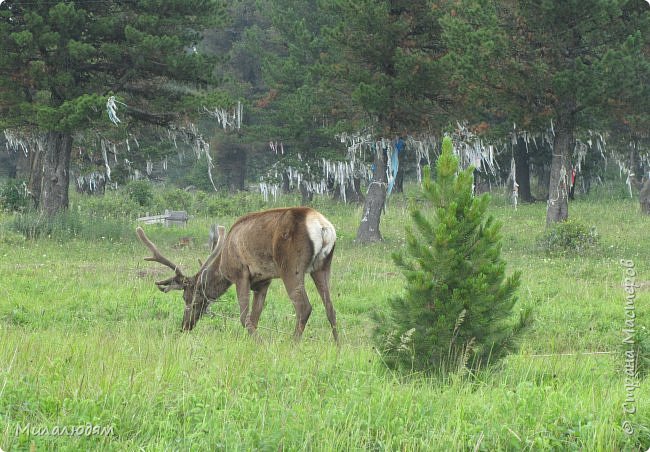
0,189,649,450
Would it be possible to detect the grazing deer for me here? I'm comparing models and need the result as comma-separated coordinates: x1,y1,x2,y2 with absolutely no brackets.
136,207,338,342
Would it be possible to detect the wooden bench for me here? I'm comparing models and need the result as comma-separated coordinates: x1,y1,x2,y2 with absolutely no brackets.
137,210,189,227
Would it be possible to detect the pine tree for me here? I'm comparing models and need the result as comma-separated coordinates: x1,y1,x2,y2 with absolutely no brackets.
0,1,226,216
442,0,650,224
374,136,524,374
317,0,447,242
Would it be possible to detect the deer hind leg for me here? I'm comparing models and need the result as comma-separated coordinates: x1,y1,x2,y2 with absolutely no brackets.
249,281,271,336
281,272,312,340
311,268,338,344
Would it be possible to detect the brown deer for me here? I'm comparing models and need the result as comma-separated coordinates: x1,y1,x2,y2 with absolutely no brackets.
136,207,338,342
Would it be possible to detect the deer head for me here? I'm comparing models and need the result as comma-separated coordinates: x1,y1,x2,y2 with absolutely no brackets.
136,226,230,331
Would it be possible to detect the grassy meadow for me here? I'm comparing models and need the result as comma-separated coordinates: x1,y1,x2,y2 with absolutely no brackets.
0,185,648,450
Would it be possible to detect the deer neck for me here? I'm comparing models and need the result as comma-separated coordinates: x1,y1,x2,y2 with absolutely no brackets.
194,254,231,302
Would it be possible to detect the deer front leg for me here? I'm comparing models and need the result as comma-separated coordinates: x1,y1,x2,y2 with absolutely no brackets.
249,281,271,331
235,277,251,332
242,281,270,341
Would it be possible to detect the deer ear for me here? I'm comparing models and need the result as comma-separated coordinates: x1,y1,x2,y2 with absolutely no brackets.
157,282,184,293
155,276,190,292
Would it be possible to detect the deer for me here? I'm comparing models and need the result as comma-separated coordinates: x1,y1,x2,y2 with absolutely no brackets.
136,207,338,342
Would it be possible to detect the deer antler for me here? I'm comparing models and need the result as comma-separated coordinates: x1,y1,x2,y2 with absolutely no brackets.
214,225,226,255
209,224,226,252
136,227,184,277
202,225,226,270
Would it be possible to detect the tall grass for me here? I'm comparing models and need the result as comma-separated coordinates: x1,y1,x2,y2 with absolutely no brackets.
0,187,648,450
6,209,133,242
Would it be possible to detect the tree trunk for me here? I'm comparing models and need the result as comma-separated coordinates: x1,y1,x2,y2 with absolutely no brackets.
348,176,365,204
281,172,290,193
356,146,387,242
332,177,365,204
394,165,404,193
299,181,313,205
474,170,489,195
217,144,247,192
26,141,44,209
640,178,650,214
15,148,30,180
39,132,72,217
545,115,574,225
515,137,533,203
0,136,17,179
629,147,643,186
582,174,591,195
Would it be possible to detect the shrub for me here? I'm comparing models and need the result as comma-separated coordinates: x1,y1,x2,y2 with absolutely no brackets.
156,188,193,212
0,227,27,245
9,210,82,239
204,196,239,217
179,156,217,192
538,219,599,255
374,136,527,375
203,191,265,217
125,180,154,207
74,190,141,219
0,179,30,212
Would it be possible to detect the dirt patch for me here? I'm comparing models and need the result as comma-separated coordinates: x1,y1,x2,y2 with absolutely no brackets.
136,268,169,279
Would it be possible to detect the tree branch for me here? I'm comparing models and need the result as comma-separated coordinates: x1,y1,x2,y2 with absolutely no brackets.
124,106,177,126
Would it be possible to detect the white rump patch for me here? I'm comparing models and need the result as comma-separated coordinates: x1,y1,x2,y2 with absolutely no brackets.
306,211,336,272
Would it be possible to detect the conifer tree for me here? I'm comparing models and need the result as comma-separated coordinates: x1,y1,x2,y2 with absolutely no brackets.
442,0,649,224
318,0,447,242
374,136,524,374
0,1,226,216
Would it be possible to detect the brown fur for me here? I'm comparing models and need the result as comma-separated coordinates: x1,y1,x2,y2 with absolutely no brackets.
137,207,338,342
